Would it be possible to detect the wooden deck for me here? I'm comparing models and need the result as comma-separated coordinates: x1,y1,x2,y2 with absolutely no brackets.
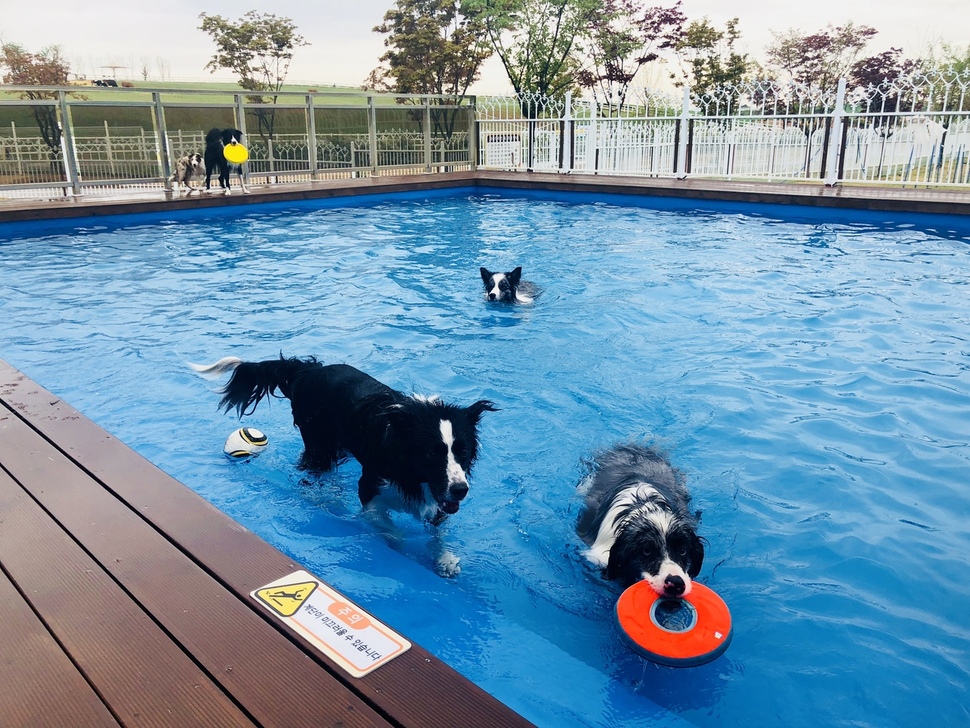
0,358,533,728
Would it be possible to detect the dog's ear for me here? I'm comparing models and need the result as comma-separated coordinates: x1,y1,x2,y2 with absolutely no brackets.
381,403,418,432
480,267,492,284
507,267,522,285
605,542,627,582
687,534,706,578
466,399,498,425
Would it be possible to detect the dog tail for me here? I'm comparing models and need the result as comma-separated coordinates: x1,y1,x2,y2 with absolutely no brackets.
190,354,318,417
188,356,243,378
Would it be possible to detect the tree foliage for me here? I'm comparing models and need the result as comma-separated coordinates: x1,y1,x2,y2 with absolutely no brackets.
198,11,308,141
370,0,492,98
576,0,685,109
199,11,308,93
0,43,72,157
467,0,603,104
765,22,877,90
671,17,749,98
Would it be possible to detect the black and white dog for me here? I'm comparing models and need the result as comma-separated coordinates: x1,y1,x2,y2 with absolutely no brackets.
480,266,538,304
203,127,250,195
190,355,497,525
170,152,205,195
576,444,705,597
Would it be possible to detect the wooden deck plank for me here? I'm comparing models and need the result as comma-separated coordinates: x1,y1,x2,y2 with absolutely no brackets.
0,466,256,727
0,560,121,728
0,401,391,728
0,360,533,727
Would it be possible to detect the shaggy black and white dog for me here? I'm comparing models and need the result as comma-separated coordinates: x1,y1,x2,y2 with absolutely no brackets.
480,266,538,304
203,127,250,195
190,355,497,525
170,152,205,195
576,444,705,596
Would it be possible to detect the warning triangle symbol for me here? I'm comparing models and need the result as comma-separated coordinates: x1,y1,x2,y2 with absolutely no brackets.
254,580,318,617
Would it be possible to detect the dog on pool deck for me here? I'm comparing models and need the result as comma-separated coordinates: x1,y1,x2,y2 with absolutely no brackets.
170,152,205,195
203,127,250,195
480,266,538,304
190,355,497,573
576,444,705,597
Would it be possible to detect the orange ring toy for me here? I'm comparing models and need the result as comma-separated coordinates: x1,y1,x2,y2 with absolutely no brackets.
615,582,732,667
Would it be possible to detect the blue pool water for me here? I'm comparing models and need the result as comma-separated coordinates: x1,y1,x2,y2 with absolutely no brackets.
2,188,969,727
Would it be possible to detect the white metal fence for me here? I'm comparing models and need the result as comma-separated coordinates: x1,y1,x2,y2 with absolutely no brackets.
476,70,970,187
2,72,969,202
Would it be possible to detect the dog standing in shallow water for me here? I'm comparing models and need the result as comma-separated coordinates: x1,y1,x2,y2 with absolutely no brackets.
480,266,538,304
576,444,705,596
190,355,496,528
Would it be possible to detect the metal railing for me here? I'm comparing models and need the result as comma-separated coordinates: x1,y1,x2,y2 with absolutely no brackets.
476,70,970,188
2,71,970,202
0,86,475,201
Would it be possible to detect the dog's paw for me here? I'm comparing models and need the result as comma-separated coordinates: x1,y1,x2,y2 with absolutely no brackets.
224,188,231,196
435,550,461,578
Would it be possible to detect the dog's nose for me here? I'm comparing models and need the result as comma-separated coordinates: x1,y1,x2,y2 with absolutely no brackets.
663,575,686,596
487,292,497,300
448,482,469,501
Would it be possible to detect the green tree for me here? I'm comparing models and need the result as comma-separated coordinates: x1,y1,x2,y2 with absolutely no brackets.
198,11,309,141
765,22,877,90
467,0,604,107
370,0,493,97
369,0,493,137
576,0,685,111
0,43,72,161
671,17,749,99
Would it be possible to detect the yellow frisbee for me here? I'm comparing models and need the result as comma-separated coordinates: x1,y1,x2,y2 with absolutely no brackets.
224,144,249,164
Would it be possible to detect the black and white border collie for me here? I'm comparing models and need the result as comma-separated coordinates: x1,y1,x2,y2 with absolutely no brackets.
576,444,705,597
190,355,497,525
480,266,537,304
203,127,250,195
170,152,204,195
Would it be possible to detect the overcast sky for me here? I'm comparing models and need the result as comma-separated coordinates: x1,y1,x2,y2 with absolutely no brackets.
3,0,968,92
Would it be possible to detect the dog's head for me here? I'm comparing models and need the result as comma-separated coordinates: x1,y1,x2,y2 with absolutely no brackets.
187,153,204,172
220,128,244,147
607,505,705,597
480,266,522,302
389,398,498,516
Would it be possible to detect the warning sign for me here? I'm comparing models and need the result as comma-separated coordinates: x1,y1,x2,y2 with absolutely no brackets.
251,570,411,678
254,581,318,617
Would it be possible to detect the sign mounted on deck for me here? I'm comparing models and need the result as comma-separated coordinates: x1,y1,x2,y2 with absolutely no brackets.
251,570,411,678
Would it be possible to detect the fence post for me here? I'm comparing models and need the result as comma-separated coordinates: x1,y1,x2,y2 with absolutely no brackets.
587,98,598,172
468,96,478,171
561,91,572,173
11,121,24,178
306,93,318,181
368,95,379,176
675,87,690,179
103,120,117,178
151,92,173,194
423,98,433,172
234,94,251,185
825,78,847,186
58,91,82,196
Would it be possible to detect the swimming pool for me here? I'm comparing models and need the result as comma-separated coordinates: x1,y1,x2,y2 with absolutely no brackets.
2,188,968,727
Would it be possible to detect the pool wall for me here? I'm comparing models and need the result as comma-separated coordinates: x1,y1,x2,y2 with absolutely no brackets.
2,170,969,225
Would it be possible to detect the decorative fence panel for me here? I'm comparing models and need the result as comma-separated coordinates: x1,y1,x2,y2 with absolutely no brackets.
476,69,970,187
